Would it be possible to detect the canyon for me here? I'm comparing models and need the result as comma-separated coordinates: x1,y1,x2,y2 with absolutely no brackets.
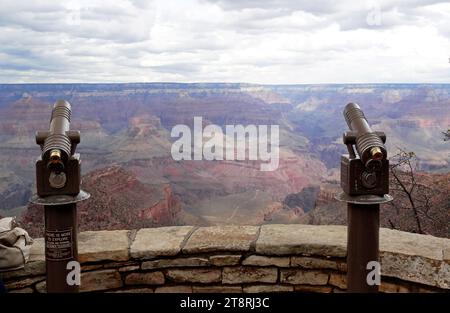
0,83,448,237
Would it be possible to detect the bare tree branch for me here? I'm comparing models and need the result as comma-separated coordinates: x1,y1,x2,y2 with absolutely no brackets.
388,219,396,230
443,129,450,141
389,149,425,234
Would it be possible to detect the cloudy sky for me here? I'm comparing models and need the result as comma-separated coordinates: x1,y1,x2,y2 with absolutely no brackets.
0,0,449,83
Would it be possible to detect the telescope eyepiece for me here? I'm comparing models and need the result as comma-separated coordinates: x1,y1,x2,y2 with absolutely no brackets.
49,149,61,162
48,149,64,173
370,147,383,161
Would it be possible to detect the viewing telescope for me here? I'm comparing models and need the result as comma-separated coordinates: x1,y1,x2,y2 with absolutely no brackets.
338,104,392,293
32,99,88,293
35,100,81,196
341,103,389,196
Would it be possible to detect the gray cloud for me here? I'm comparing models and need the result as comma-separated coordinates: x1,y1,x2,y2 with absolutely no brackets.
203,0,343,14
204,0,446,14
0,0,449,83
150,63,202,74
0,1,155,43
205,0,448,31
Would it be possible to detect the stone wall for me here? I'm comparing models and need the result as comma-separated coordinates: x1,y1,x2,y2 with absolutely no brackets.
1,225,449,293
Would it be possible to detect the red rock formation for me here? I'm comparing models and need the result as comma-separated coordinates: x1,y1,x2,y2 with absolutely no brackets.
139,184,181,224
20,165,187,237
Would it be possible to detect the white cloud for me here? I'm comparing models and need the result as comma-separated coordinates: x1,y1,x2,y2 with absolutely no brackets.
0,0,449,83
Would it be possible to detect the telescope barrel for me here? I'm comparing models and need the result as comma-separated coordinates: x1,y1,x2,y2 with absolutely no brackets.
43,100,72,162
343,103,386,165
344,102,373,134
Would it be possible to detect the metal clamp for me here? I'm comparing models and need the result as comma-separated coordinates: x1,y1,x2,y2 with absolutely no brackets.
335,192,393,205
30,190,90,206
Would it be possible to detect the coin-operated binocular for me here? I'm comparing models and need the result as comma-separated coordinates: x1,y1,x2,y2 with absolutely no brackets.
336,102,392,293
341,102,389,196
32,100,89,293
35,100,81,196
